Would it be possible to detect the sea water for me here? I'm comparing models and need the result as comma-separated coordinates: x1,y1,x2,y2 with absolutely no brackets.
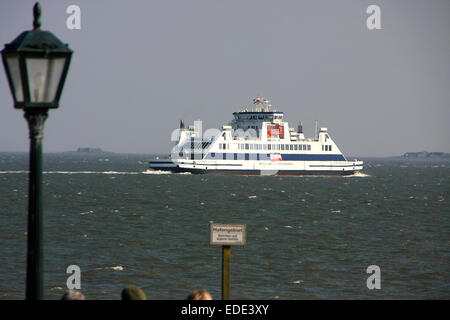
0,152,448,299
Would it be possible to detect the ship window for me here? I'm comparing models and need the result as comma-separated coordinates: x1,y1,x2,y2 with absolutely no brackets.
308,145,311,150
268,144,271,150
211,152,215,157
290,145,293,150
245,153,249,160
234,153,237,160
294,145,298,150
322,145,324,151
281,144,284,150
245,144,249,150
329,145,332,151
219,144,222,149
223,143,226,150
223,153,226,160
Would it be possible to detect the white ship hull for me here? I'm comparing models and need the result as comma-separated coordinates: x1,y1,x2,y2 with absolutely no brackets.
149,97,363,176
149,158,363,176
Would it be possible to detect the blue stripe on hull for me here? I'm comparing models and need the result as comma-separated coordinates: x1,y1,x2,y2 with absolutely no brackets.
203,153,346,161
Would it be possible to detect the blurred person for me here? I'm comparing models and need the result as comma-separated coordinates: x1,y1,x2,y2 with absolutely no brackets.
61,289,86,300
121,285,147,300
186,288,212,300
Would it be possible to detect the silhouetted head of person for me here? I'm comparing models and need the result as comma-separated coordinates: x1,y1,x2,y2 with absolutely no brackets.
61,289,86,300
186,288,212,300
121,285,147,300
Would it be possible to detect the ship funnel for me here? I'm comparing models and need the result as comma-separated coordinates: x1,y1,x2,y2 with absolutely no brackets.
297,121,303,133
180,120,185,129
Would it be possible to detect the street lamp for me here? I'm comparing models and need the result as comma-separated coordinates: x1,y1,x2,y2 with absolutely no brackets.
1,3,73,300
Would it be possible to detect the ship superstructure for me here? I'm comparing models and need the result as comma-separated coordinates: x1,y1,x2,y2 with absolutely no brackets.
149,97,363,175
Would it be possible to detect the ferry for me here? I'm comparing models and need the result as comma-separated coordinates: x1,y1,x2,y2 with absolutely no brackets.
149,97,363,176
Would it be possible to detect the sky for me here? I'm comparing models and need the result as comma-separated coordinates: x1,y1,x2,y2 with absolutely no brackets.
0,0,448,157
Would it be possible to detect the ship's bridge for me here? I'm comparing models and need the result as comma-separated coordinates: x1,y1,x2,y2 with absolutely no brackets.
231,111,284,131
230,97,284,133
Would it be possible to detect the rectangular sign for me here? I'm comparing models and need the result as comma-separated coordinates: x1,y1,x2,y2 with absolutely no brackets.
267,124,284,139
210,223,246,246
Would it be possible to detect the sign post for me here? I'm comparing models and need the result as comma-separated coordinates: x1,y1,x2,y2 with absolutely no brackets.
210,223,246,300
222,245,231,300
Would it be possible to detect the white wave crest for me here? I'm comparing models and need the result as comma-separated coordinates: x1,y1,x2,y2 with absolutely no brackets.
346,172,371,178
0,170,28,174
43,171,140,175
142,169,172,174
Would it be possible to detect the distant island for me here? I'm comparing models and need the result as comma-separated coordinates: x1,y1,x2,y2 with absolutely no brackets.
76,148,104,153
402,151,450,158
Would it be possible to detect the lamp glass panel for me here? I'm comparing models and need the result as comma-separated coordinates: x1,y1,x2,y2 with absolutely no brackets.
5,55,24,102
25,57,65,103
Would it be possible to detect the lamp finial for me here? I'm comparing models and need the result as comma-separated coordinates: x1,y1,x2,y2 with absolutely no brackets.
33,2,41,30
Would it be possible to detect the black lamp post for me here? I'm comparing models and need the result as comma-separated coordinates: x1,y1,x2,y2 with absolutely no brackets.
1,3,72,300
